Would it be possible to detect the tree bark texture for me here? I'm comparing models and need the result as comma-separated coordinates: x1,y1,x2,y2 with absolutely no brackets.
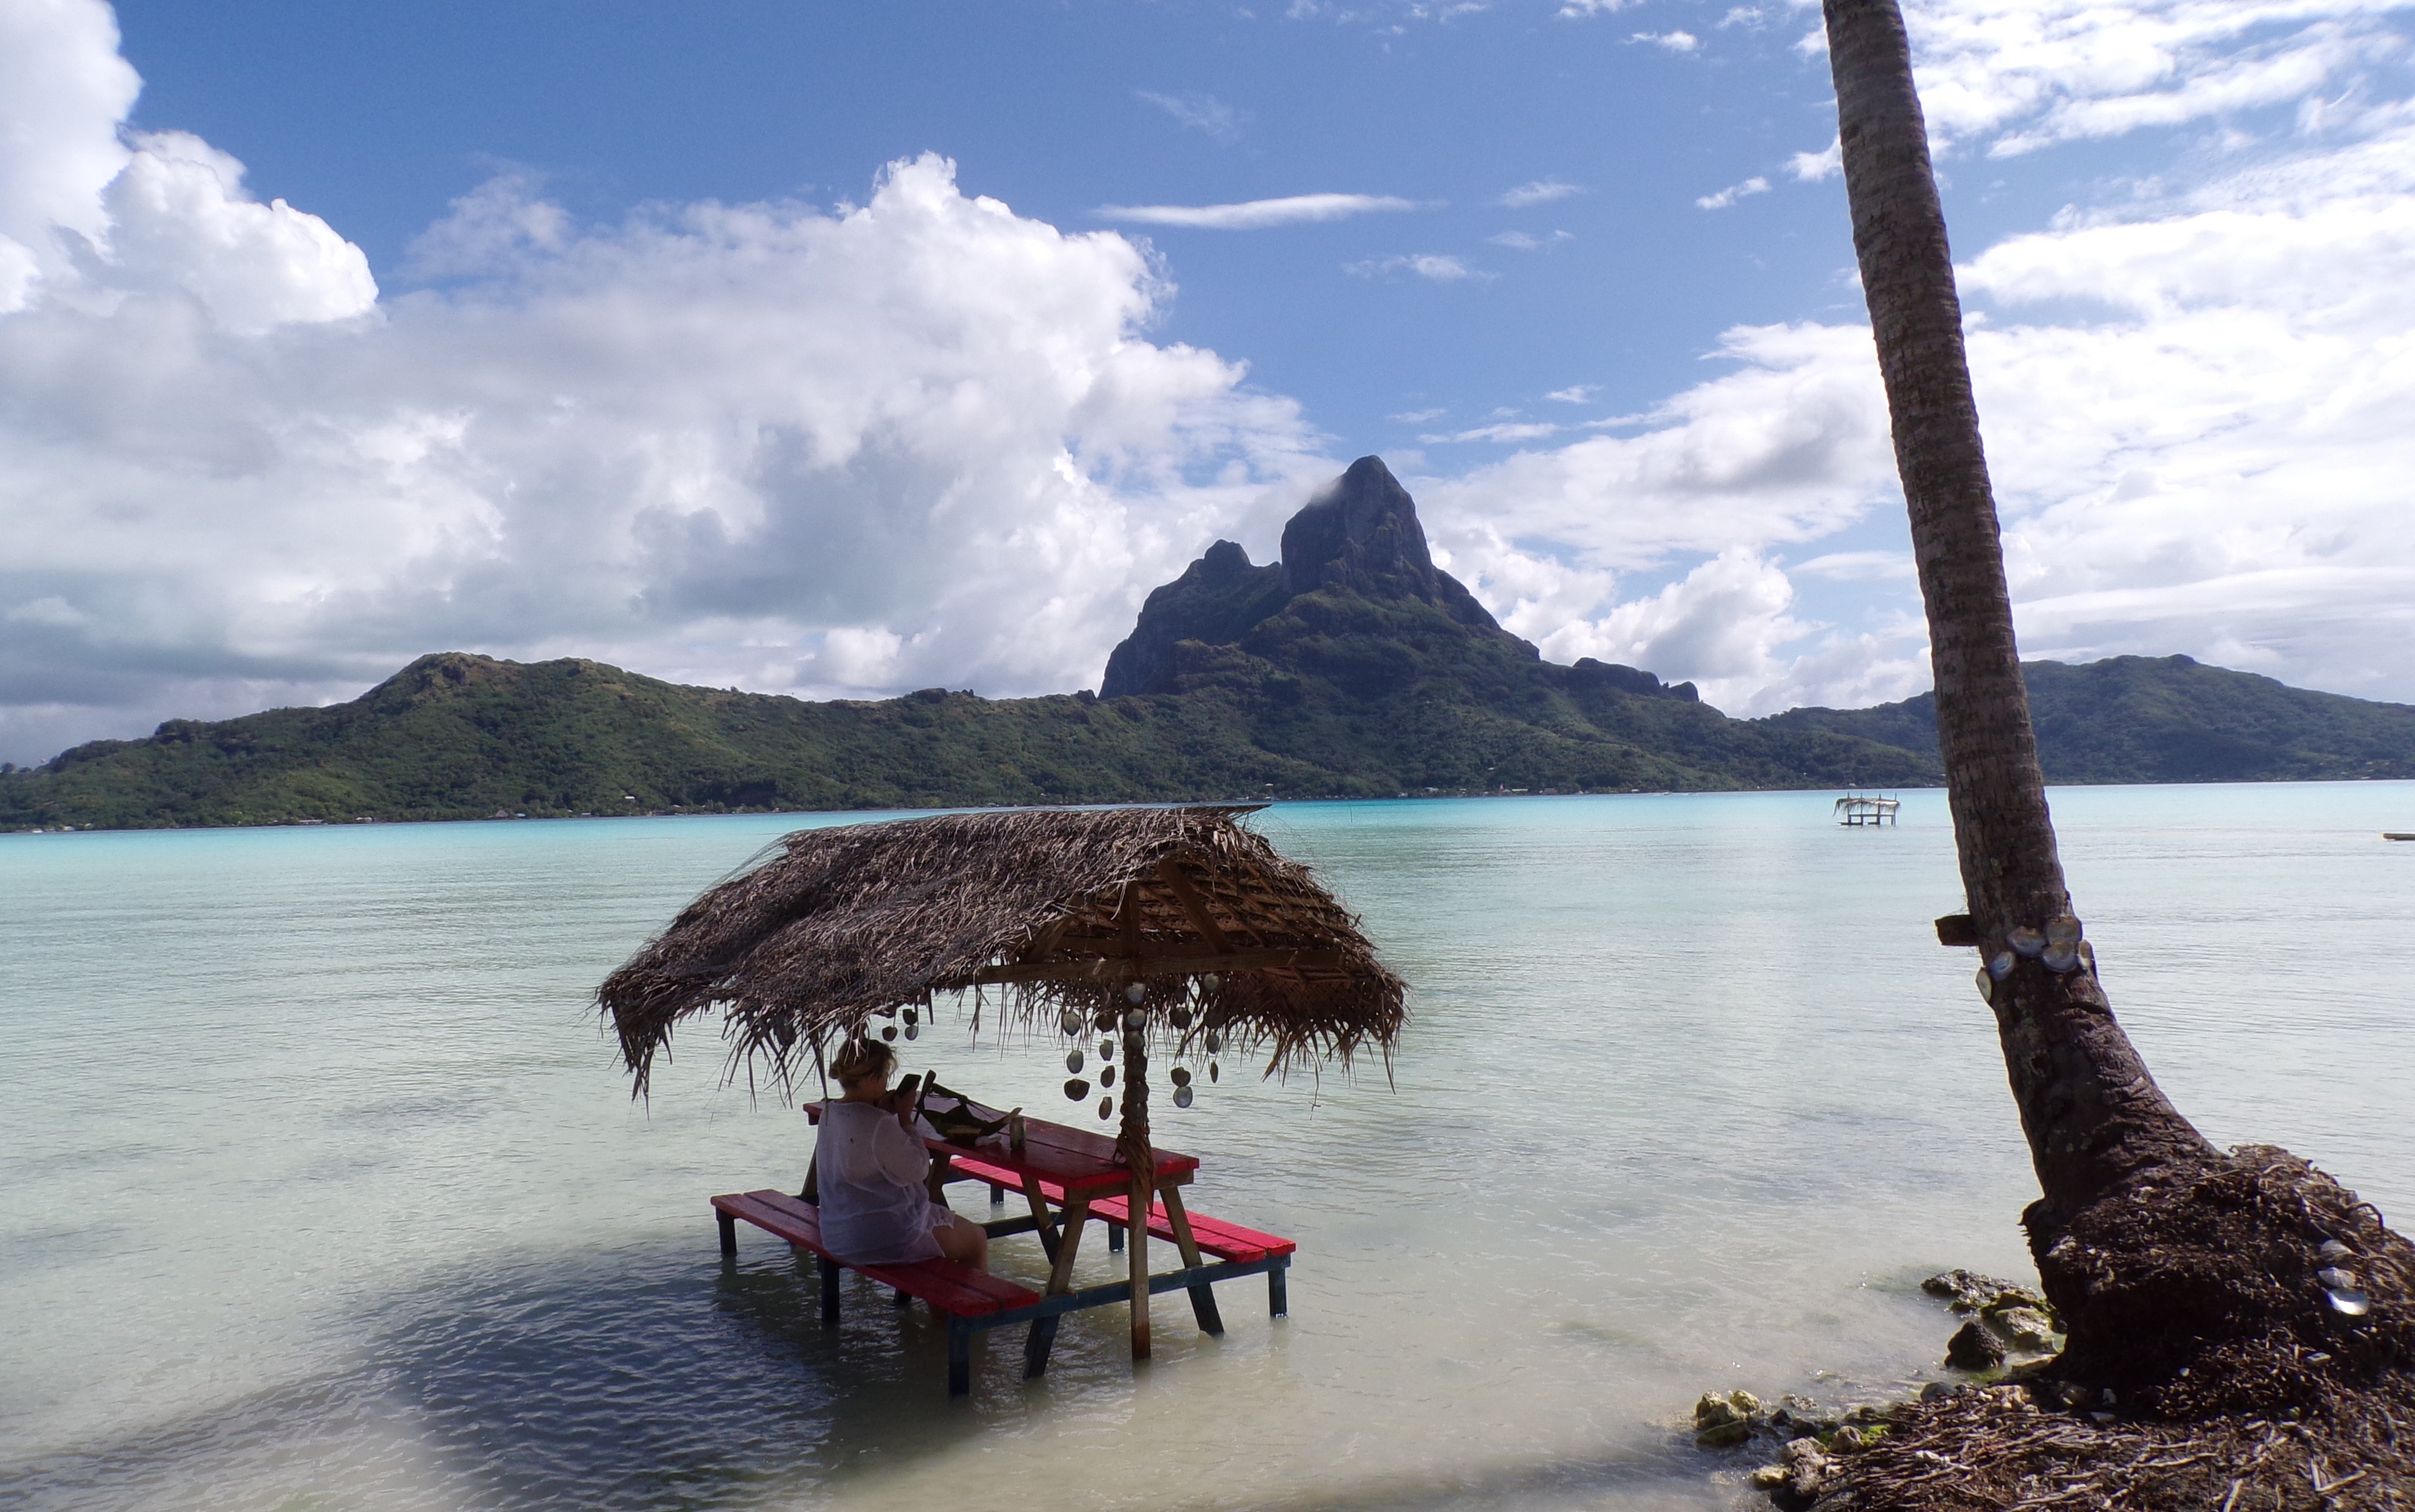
1822,0,2213,1218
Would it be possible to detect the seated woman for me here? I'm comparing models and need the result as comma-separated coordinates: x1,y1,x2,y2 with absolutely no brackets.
814,1037,990,1272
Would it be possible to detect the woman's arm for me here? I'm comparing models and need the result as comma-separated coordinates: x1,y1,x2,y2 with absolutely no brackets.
870,1113,932,1185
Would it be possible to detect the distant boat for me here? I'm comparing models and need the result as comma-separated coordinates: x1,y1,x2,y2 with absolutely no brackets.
2387,832,2414,841
1835,793,1900,827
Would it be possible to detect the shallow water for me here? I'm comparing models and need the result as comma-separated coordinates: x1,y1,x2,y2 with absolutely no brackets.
4,784,2410,1510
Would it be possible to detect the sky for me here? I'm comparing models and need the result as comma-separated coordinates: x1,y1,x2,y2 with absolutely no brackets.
2,0,2412,764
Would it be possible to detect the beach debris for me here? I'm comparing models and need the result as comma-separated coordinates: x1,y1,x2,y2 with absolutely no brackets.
2316,1266,2358,1290
2327,1287,2371,1317
2317,1238,2355,1263
1922,1270,2049,1317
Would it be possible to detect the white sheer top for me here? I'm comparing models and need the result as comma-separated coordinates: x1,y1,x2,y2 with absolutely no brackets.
815,1100,944,1264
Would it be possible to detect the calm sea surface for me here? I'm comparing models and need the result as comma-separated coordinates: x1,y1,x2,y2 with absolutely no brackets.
4,785,2411,1511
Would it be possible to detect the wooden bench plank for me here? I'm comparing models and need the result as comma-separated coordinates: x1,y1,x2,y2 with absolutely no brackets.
945,1159,1297,1263
713,1190,1041,1317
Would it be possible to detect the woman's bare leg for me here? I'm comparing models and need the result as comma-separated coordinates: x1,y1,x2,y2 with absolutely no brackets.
934,1212,990,1272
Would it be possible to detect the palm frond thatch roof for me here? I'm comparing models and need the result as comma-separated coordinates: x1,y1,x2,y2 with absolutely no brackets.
596,805,1406,1099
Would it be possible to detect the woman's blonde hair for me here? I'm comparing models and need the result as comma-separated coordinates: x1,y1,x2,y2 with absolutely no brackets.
828,1035,896,1089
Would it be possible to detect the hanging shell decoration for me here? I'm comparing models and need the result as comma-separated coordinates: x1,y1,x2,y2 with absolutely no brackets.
2008,927,2046,958
1065,1077,1090,1100
1066,1048,1084,1074
1059,1009,1083,1037
1976,967,1994,999
1124,981,1147,1005
1100,1064,1115,1087
1209,1061,1219,1083
1099,1038,1114,1062
1095,1008,1119,1032
904,1023,920,1040
1201,973,1222,993
1124,1006,1147,1031
1170,1005,1193,1031
1204,1030,1222,1055
2041,941,2080,973
1173,1085,1194,1109
902,1006,918,1025
880,1024,898,1042
1097,1096,1113,1120
1169,1066,1192,1087
1988,952,2017,980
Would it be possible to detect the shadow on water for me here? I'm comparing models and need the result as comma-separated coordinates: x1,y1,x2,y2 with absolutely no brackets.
4,1234,1727,1511
3,1238,1001,1511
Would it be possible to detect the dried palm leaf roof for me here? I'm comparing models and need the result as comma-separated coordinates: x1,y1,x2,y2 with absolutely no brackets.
596,805,1406,1099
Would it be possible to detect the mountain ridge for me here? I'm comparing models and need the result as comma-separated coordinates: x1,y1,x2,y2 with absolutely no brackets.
7,456,2411,830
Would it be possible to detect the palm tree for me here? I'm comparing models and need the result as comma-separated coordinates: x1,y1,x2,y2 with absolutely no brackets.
1820,0,2407,1406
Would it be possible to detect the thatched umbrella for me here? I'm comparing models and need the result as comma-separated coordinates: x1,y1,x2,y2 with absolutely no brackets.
596,803,1406,1354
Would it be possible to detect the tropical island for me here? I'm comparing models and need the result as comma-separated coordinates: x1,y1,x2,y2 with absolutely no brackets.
6,457,2413,833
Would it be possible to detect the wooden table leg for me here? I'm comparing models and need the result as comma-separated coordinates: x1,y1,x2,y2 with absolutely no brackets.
1018,1173,1062,1265
1128,1173,1151,1360
1023,1193,1089,1379
1159,1184,1224,1336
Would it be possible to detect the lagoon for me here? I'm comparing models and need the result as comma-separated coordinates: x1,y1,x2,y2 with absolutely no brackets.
4,784,2411,1510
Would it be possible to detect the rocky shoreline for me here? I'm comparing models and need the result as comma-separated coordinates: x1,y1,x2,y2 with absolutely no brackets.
1689,1266,2410,1511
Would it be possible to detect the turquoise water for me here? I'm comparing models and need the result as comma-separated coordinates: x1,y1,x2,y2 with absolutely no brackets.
3,785,2410,1510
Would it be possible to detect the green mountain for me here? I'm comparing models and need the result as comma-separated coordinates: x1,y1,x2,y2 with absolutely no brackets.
5,456,2409,831
1770,655,2415,784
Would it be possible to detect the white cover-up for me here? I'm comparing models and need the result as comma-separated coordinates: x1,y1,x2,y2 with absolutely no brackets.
816,1100,949,1264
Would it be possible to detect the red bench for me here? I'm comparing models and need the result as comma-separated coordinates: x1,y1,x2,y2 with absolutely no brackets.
713,1189,1040,1395
946,1155,1295,1317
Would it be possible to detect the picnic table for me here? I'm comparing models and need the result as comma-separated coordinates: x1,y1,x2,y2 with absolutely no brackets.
711,1098,1293,1395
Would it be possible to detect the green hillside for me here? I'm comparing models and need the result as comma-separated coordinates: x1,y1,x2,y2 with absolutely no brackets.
6,457,2410,832
1769,655,2415,784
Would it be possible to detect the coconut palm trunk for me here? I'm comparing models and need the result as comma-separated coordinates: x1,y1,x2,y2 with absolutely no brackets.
1822,0,2214,1224
1814,1,2415,1415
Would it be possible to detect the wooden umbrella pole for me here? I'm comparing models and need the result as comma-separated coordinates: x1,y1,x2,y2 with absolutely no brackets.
1117,1005,1154,1360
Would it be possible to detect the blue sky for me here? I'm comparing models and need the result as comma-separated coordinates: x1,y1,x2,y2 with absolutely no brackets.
5,0,2414,761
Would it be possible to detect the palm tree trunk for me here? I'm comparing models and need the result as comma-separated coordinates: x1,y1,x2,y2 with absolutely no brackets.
1820,0,2214,1220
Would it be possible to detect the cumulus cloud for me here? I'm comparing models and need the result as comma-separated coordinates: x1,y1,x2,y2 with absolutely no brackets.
1094,193,1420,229
1488,228,1576,250
0,6,1327,763
1418,104,2415,713
1632,30,1700,52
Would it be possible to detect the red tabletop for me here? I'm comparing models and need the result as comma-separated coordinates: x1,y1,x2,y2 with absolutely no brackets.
805,1098,1198,1196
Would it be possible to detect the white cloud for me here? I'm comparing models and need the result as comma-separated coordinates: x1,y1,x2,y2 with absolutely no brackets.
1389,407,1448,423
1789,139,1843,181
1344,253,1486,281
1867,1,2412,161
1696,175,1772,209
1488,228,1575,250
1137,90,1246,142
1556,0,1636,16
1094,193,1420,229
1544,384,1599,403
1420,421,1561,443
1419,104,2415,712
1497,179,1583,208
0,6,1328,763
1632,30,1700,52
